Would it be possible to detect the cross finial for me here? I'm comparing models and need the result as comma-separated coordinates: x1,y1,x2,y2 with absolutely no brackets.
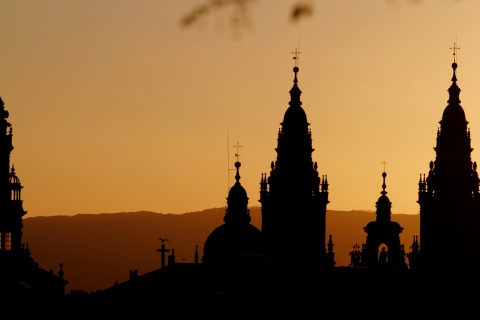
233,141,242,162
292,39,301,67
381,160,388,172
450,39,460,63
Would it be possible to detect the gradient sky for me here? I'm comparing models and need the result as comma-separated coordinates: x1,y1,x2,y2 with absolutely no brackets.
0,0,478,217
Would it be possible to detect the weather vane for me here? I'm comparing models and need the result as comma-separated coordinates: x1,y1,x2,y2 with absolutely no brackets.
450,37,460,63
292,38,301,67
233,141,242,162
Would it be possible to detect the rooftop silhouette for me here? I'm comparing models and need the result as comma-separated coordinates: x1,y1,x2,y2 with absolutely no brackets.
2,47,480,316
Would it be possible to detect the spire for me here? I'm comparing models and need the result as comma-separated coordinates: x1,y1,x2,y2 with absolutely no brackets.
289,45,302,106
376,170,392,222
289,66,302,107
0,97,9,120
283,48,307,126
0,97,11,129
224,160,250,224
234,161,241,184
448,42,461,105
381,171,387,196
381,160,388,196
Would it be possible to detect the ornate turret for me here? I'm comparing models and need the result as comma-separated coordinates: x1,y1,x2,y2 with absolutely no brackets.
0,98,25,256
363,170,406,271
203,159,263,269
375,171,392,223
224,162,251,225
259,53,329,269
0,97,68,297
418,45,480,270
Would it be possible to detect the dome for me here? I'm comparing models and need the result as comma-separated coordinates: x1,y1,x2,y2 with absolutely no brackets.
227,180,248,205
9,166,22,186
283,104,307,125
283,66,307,125
442,103,466,123
442,61,465,123
224,161,250,224
375,171,391,222
376,193,391,207
203,223,264,266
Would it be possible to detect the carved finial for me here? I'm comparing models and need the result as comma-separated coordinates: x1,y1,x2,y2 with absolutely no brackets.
234,161,241,183
381,171,387,195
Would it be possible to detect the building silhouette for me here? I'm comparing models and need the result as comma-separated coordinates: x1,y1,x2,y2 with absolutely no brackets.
362,171,407,271
417,53,480,270
6,49,480,315
203,160,264,282
259,64,329,269
0,97,67,302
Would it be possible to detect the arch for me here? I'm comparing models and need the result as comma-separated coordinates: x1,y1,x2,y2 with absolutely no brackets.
378,243,388,263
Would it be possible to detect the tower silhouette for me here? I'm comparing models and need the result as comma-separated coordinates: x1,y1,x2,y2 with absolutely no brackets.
418,49,480,269
259,63,329,269
203,160,263,269
0,98,24,254
0,97,67,300
363,171,407,271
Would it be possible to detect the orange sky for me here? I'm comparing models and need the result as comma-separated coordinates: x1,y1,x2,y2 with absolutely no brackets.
0,0,478,217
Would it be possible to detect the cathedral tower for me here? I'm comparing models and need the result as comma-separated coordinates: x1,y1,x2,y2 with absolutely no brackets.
418,47,480,269
259,60,329,269
0,97,26,258
0,97,67,298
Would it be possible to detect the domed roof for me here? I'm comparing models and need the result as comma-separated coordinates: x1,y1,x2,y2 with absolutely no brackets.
227,163,248,205
442,62,466,123
224,161,250,224
203,159,264,267
283,104,307,124
442,103,466,123
375,171,392,222
376,193,391,207
9,166,21,184
203,223,263,266
282,66,308,125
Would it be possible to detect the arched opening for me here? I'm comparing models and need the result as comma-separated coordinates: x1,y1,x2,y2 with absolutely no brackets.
378,243,388,263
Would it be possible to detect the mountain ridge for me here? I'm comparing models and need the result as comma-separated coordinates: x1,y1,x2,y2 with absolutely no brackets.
22,208,420,293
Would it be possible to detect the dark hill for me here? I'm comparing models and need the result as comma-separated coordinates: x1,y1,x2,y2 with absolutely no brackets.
22,208,419,293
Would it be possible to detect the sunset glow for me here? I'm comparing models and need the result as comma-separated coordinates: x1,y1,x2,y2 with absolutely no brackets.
1,0,478,217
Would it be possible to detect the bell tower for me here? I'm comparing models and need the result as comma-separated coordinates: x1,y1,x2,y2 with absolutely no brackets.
363,171,407,271
0,97,26,258
418,45,480,269
259,53,329,269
